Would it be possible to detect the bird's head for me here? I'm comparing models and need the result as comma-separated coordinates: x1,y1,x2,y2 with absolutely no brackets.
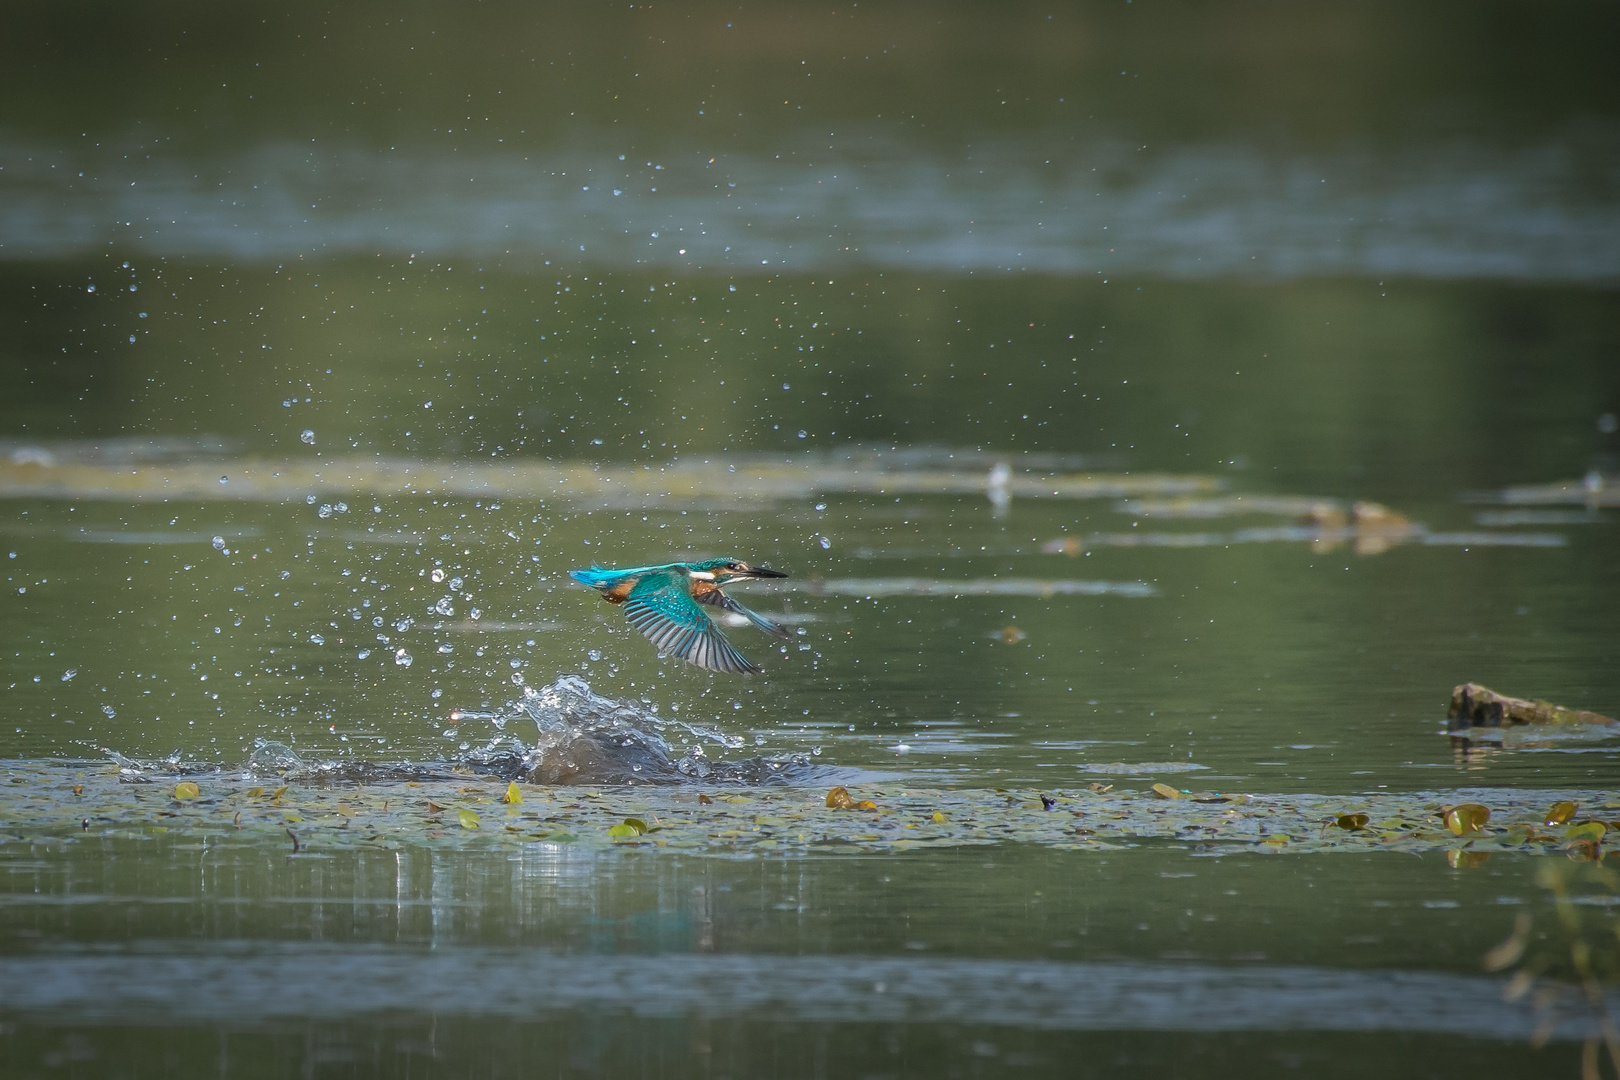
688,558,788,584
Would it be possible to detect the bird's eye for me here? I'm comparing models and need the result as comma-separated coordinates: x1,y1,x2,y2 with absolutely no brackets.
727,562,744,571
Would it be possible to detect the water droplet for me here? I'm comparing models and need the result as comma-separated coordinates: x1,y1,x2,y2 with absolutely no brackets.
448,576,464,591
814,502,827,511
309,634,324,645
300,430,316,444
61,669,77,681
438,643,453,654
394,649,413,667
101,704,116,718
393,617,414,632
819,535,832,549
587,650,602,662
431,569,446,583
212,536,226,551
797,430,808,439
219,475,228,484
433,597,455,616
357,649,371,659
812,746,823,756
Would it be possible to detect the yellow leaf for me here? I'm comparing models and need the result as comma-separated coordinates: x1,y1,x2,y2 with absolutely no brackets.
826,786,856,809
502,781,523,805
854,800,877,811
1443,803,1490,835
1545,801,1577,826
932,812,946,823
1565,821,1606,842
245,786,264,798
1335,813,1370,831
1151,783,1182,800
173,781,200,800
457,808,480,830
271,786,289,803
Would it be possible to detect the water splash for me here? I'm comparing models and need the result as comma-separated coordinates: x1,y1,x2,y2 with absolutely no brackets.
458,674,819,785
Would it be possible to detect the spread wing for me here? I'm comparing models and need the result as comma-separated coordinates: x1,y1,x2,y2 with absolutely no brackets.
622,574,761,674
694,588,793,639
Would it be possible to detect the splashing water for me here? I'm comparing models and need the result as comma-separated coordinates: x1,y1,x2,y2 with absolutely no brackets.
459,675,820,785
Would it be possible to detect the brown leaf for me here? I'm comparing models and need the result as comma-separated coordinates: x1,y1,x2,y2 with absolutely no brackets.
698,793,714,805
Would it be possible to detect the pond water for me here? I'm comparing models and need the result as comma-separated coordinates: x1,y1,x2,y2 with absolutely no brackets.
2,2,1619,1076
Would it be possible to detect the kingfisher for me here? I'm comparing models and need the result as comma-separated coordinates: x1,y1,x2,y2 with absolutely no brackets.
568,559,791,673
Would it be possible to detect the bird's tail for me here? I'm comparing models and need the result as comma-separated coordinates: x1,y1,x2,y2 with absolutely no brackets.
730,598,794,639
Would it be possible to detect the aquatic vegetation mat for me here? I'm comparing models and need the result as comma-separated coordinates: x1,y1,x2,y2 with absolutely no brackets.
3,762,1616,859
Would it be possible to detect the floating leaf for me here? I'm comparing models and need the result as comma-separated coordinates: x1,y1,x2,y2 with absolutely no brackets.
244,786,264,798
173,781,200,800
1564,821,1607,842
932,812,947,823
1566,838,1602,862
71,784,83,796
1447,849,1490,869
1335,813,1370,831
827,787,856,809
1151,783,1182,800
456,808,480,830
1483,912,1532,972
606,823,640,838
622,818,649,835
427,801,446,813
854,800,877,811
1443,803,1490,835
270,786,289,803
697,794,714,805
1545,801,1577,826
502,782,523,806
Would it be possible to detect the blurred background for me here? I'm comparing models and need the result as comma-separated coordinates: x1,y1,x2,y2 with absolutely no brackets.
1,0,1617,786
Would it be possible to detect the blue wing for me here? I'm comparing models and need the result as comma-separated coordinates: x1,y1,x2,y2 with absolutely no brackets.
621,573,760,674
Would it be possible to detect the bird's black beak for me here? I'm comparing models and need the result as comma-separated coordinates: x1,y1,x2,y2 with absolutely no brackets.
738,564,788,579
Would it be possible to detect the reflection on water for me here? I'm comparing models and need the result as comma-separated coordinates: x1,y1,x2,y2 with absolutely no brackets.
5,133,1618,280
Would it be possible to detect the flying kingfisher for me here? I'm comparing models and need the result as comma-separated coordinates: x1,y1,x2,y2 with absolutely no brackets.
568,559,791,673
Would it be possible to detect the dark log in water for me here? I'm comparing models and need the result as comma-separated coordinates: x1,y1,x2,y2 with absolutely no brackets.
1448,682,1616,728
